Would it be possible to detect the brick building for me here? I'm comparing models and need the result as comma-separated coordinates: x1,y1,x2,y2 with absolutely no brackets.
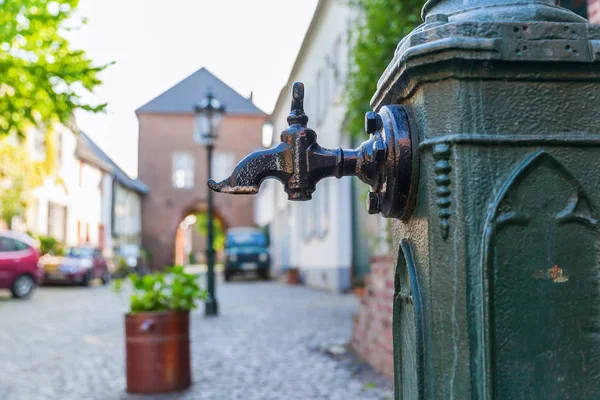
137,68,266,269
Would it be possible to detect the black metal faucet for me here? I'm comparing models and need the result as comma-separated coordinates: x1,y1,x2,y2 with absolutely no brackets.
208,82,418,219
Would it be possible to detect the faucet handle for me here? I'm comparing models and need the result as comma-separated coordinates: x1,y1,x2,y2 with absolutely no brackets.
287,82,308,127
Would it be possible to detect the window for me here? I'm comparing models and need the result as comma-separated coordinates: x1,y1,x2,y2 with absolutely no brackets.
13,239,29,251
0,237,14,252
301,180,330,241
172,152,195,189
33,129,46,159
78,161,84,187
57,132,63,168
302,201,314,241
212,152,235,182
317,180,330,237
316,69,323,125
305,83,315,123
331,36,344,98
77,221,89,243
0,237,28,252
47,202,67,242
98,224,104,250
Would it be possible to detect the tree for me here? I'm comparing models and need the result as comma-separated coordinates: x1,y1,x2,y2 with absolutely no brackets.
0,140,41,228
345,0,422,139
0,0,111,138
195,213,226,251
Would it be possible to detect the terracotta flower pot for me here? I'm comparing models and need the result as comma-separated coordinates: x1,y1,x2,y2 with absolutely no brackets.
286,268,300,285
125,310,191,394
354,287,366,297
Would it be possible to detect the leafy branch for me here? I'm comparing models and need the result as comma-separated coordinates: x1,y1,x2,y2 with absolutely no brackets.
345,0,422,139
114,266,208,313
0,0,112,137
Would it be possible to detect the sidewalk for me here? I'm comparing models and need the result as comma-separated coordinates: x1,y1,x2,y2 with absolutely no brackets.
0,280,393,400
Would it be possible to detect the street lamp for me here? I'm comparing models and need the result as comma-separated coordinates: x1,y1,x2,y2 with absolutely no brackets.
194,91,225,317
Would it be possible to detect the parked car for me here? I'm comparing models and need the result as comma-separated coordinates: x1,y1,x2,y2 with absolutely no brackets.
112,244,150,278
0,231,42,298
224,228,270,281
40,245,110,286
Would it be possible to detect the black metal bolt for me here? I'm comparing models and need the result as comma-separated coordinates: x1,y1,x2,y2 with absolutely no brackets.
365,112,383,134
373,140,386,163
367,192,381,214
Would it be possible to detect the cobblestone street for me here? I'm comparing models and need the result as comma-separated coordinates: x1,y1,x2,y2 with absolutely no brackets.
0,279,392,400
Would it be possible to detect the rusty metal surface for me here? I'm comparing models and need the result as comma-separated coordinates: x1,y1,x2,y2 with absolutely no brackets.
125,310,191,394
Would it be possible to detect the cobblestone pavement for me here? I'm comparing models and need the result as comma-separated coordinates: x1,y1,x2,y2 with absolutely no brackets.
0,278,393,400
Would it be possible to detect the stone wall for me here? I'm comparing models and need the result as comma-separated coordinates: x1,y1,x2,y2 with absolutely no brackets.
351,255,395,381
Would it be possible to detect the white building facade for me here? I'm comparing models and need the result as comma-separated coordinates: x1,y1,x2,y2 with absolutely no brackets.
13,126,146,256
75,132,147,253
23,125,105,248
255,0,357,292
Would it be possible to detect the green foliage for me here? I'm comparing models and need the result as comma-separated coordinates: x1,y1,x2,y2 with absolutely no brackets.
352,275,366,288
114,266,208,313
0,0,112,138
345,0,422,138
37,234,63,255
195,213,225,251
112,256,131,279
188,251,196,265
0,140,41,226
140,247,152,263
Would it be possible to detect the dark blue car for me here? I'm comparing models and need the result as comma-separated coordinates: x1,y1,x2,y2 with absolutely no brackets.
224,228,270,281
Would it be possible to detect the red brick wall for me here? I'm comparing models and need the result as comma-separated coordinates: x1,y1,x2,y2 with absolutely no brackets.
351,255,395,381
590,0,600,22
138,112,266,269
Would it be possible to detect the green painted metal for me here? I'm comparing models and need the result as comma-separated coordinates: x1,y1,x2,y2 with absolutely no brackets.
561,0,588,19
373,0,600,398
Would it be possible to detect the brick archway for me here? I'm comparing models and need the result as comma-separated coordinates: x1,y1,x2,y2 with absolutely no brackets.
141,195,236,270
173,200,230,266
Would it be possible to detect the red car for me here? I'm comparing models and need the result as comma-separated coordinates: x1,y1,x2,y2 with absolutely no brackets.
0,231,43,298
40,245,110,286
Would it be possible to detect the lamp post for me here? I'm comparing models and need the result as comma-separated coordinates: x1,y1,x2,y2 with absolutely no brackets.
194,91,225,317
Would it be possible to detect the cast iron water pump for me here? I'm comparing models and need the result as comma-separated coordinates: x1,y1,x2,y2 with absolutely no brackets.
209,0,600,397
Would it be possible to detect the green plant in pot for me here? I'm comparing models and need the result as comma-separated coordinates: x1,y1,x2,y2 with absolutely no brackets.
114,266,208,394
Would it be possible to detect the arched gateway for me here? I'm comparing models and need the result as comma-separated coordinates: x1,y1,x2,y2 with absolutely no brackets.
136,67,267,269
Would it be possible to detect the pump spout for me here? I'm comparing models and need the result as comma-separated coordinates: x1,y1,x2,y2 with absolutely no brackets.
207,143,292,195
207,81,416,217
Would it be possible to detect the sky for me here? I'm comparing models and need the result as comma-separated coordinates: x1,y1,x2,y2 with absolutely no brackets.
69,0,320,177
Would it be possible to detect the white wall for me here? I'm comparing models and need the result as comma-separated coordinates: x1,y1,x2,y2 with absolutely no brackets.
256,0,356,291
25,125,104,249
72,161,103,246
101,173,114,252
27,124,79,246
113,182,143,246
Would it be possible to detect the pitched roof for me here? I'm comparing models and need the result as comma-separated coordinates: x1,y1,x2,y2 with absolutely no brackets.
136,67,266,116
75,132,149,195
